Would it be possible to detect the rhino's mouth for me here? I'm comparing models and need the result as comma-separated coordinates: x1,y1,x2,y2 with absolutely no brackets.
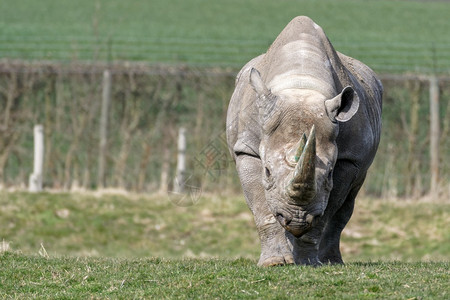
284,221,312,238
275,208,321,238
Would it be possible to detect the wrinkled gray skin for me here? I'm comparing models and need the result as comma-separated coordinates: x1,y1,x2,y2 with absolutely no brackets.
226,16,382,266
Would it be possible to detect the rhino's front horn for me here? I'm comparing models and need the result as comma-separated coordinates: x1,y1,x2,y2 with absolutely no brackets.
287,125,317,203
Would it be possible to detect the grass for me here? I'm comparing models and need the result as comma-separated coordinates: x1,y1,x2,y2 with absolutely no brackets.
1,253,448,299
0,191,260,259
0,191,449,261
0,191,448,298
0,0,449,72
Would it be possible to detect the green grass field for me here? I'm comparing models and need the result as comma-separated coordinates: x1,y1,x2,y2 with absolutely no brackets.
1,0,449,72
0,192,449,298
1,192,449,261
1,253,448,299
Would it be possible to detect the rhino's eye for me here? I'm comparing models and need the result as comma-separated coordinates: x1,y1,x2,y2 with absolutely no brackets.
265,167,271,178
328,169,333,181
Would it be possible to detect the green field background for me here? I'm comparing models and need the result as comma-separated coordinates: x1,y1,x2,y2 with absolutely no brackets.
0,2,448,204
1,0,450,72
0,2,449,297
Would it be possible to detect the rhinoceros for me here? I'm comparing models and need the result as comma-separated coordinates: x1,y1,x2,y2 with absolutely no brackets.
226,16,382,266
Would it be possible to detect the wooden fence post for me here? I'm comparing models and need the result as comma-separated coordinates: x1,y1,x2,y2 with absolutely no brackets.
29,124,44,192
174,127,186,193
429,76,440,197
98,70,111,189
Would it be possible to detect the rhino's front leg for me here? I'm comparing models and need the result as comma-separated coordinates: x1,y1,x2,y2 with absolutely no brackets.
291,193,351,266
318,168,366,264
290,223,323,266
236,155,294,266
289,199,338,265
318,194,355,264
290,192,352,266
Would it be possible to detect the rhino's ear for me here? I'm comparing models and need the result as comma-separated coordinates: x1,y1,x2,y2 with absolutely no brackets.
325,86,359,122
250,68,278,126
249,68,270,98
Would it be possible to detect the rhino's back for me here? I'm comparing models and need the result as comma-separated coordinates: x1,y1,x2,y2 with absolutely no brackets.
226,16,383,166
257,16,349,95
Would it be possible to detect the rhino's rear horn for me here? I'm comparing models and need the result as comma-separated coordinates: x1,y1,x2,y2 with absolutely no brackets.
287,125,317,203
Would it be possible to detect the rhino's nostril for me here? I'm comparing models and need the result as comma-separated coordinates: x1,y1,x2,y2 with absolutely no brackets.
276,212,292,227
306,212,321,226
305,214,315,225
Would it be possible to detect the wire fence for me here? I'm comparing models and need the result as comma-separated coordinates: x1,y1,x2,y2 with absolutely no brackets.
1,36,450,73
0,61,448,199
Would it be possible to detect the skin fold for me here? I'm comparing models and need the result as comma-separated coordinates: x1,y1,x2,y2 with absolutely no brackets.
226,16,383,266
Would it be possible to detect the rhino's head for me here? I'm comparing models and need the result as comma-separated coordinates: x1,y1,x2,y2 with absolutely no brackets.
250,68,359,238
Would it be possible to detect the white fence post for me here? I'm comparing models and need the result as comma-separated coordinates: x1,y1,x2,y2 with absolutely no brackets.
174,127,186,193
29,124,44,192
98,69,111,189
429,76,440,197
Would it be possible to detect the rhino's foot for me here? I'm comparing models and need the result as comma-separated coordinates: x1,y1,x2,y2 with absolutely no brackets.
257,227,294,267
258,254,294,267
319,244,344,265
297,257,323,267
320,256,344,265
